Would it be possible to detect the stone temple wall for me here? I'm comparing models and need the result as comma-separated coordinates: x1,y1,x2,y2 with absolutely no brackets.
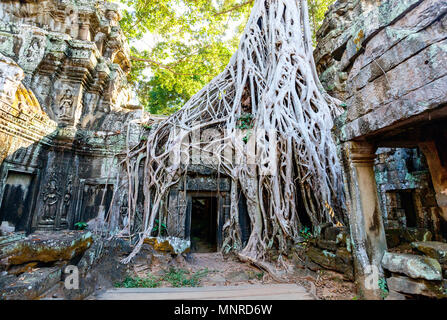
0,0,145,235
374,148,441,238
315,0,447,238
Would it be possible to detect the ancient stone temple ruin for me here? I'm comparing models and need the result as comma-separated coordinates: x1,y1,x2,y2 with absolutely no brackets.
315,0,447,298
0,0,446,300
0,0,143,235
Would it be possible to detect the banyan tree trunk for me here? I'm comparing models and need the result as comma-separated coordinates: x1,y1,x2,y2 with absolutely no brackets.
119,0,348,272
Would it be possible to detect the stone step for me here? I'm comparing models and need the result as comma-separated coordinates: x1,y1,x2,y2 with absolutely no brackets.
95,284,314,300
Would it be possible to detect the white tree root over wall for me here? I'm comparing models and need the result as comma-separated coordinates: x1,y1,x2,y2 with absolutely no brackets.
117,0,346,272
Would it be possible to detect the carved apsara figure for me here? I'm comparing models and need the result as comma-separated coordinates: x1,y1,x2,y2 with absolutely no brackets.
59,88,74,118
42,179,61,222
61,176,73,225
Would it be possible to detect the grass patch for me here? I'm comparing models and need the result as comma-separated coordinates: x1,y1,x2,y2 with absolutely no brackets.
114,267,209,288
114,274,160,288
162,267,209,288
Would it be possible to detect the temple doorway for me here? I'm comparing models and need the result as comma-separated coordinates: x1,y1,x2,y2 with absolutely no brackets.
190,196,218,253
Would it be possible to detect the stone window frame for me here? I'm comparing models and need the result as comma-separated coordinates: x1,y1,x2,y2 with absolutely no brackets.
74,178,116,226
0,162,41,232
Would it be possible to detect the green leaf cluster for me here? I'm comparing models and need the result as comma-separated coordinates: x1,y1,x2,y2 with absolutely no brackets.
307,0,337,45
119,0,335,115
152,218,167,234
120,0,253,115
299,226,313,240
74,222,88,230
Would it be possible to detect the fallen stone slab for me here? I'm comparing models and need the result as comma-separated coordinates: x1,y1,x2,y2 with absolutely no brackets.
385,290,407,300
401,228,432,243
387,275,447,298
306,246,354,280
411,241,447,264
0,230,93,267
0,266,62,300
316,239,339,252
144,236,190,254
382,252,442,281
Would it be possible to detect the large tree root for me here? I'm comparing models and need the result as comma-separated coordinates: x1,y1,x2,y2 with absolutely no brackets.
237,253,288,283
116,0,346,266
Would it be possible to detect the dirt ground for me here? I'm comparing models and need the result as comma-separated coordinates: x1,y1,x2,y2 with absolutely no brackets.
127,251,357,300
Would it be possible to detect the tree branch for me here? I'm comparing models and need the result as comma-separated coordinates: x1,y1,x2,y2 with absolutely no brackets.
214,0,254,16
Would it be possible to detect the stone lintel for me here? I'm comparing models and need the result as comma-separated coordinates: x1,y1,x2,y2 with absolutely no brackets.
348,141,377,166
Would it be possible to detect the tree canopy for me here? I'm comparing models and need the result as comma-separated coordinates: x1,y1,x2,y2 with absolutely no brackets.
118,0,335,115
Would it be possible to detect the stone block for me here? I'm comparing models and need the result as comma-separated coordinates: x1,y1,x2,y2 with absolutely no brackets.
316,239,339,252
323,226,346,241
0,231,93,267
306,246,354,280
144,236,190,254
382,252,442,280
387,275,446,298
411,241,447,264
385,289,407,300
0,266,61,300
401,228,432,243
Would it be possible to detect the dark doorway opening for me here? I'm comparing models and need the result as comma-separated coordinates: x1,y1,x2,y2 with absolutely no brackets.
238,192,251,248
399,191,417,228
0,171,36,232
296,188,312,228
190,196,218,253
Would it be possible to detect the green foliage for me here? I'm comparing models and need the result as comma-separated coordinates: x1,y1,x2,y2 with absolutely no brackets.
114,267,208,288
242,131,251,144
141,123,152,130
378,277,389,299
237,113,254,130
237,113,254,143
299,226,313,240
162,267,209,288
307,0,337,45
115,274,161,288
119,0,253,115
119,0,334,115
152,218,167,235
74,222,88,230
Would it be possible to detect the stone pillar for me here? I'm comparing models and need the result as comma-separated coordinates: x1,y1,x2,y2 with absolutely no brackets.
419,141,447,220
341,141,387,299
78,14,91,41
79,23,90,41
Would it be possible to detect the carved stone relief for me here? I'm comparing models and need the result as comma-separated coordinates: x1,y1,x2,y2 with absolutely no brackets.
17,32,46,73
39,172,61,227
59,88,74,119
60,174,73,227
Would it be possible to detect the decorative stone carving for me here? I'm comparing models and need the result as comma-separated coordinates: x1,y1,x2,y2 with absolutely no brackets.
40,173,61,225
60,175,73,227
0,0,143,236
59,89,74,119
